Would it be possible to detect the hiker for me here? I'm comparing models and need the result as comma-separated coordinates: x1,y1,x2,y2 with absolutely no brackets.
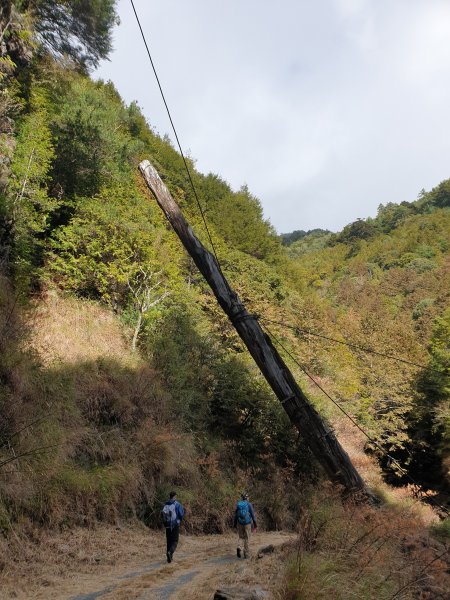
162,490,185,563
234,492,257,559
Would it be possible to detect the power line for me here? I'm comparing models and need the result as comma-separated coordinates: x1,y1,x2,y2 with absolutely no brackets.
262,324,378,443
260,317,436,372
128,0,448,517
129,0,221,268
262,323,450,517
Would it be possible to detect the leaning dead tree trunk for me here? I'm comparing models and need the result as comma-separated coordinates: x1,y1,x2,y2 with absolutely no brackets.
139,159,367,495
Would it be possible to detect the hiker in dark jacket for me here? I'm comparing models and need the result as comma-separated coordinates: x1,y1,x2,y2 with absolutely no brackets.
162,491,184,563
233,492,257,558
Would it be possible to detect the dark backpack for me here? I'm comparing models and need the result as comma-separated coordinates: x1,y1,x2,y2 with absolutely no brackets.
162,503,177,528
236,500,251,525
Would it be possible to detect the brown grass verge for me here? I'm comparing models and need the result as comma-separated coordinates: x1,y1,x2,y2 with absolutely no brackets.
26,290,137,366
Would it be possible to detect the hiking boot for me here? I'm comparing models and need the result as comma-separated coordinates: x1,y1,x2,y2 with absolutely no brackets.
166,551,172,563
243,552,248,559
236,547,241,558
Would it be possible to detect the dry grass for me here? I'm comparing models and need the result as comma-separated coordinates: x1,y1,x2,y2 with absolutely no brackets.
0,521,157,598
268,400,448,600
0,288,238,538
0,527,293,599
278,485,449,600
334,416,440,526
26,289,137,366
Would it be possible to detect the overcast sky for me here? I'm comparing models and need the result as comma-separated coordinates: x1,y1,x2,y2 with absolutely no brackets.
95,0,450,233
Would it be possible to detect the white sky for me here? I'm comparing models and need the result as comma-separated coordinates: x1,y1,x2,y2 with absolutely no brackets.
95,0,450,233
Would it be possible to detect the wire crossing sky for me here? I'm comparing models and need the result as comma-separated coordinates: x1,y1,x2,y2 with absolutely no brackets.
95,0,450,233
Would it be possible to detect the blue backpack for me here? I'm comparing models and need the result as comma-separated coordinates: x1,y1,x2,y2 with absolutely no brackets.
162,503,177,528
237,500,251,525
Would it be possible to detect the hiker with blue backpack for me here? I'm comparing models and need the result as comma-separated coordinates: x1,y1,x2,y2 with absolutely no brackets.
162,491,185,563
234,492,257,559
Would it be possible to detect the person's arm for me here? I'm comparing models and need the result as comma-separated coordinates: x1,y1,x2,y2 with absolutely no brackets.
248,503,257,528
176,501,184,521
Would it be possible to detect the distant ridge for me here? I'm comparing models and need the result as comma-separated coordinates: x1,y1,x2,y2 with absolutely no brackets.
280,228,331,246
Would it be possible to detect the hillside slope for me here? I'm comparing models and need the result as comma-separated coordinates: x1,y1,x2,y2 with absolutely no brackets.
1,3,449,598
281,197,450,491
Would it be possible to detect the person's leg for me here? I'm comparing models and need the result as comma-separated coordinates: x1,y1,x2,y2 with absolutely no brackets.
166,528,172,562
243,523,251,558
168,525,180,556
237,523,245,557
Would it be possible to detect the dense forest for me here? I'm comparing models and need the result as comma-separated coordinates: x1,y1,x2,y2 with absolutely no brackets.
1,2,449,598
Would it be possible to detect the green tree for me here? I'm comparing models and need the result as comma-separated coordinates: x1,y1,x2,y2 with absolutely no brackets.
204,183,281,261
2,1,118,70
48,184,179,310
426,179,450,209
49,78,142,202
2,95,56,281
281,229,331,247
409,309,450,488
332,218,377,245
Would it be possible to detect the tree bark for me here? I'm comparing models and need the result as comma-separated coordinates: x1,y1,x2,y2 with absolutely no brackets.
139,159,368,495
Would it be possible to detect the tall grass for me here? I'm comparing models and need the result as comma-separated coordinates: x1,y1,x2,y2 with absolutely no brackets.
279,485,449,600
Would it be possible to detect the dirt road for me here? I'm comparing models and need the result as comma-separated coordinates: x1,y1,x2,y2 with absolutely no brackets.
67,531,291,600
4,530,292,600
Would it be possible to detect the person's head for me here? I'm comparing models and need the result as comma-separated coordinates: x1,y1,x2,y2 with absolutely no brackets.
241,492,249,501
169,491,177,499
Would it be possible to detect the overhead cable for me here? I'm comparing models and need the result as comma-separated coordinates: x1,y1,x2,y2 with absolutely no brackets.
262,323,450,517
260,317,436,372
129,0,221,267
129,0,447,517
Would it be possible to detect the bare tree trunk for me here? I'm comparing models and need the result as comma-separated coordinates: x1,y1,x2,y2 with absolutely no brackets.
127,267,171,353
139,159,369,496
131,312,142,353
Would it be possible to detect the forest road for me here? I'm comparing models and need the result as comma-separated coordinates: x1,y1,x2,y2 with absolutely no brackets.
64,531,293,600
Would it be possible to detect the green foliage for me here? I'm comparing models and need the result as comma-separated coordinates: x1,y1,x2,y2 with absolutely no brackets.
365,179,450,234
281,228,331,247
3,0,118,70
146,304,305,470
285,229,333,258
331,218,377,245
374,201,416,233
283,204,450,486
1,91,57,284
196,176,282,261
408,308,450,488
420,178,450,209
48,184,180,309
49,77,143,200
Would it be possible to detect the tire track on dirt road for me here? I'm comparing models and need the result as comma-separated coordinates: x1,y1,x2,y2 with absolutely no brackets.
68,532,293,600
